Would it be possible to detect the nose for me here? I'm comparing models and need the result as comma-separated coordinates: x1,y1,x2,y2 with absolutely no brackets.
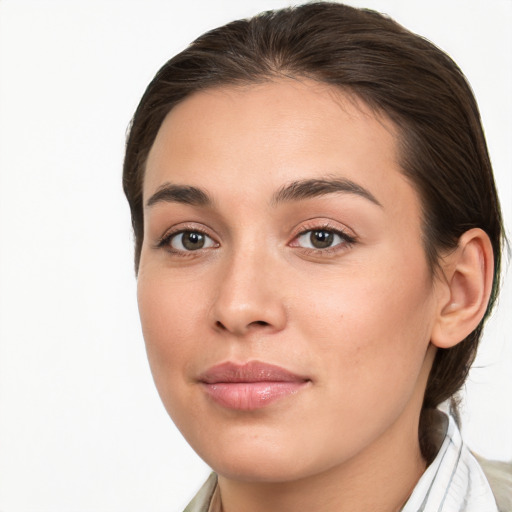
210,248,287,336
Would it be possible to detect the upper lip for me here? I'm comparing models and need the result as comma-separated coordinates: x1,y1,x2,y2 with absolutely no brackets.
198,361,309,384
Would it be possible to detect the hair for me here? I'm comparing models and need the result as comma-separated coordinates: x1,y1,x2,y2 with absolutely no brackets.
123,2,504,461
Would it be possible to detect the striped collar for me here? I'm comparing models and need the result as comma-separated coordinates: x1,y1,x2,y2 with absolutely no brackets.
402,412,498,511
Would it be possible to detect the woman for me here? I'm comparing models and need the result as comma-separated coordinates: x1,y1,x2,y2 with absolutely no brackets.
123,3,508,511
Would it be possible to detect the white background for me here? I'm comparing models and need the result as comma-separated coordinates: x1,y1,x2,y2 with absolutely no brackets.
0,1,510,511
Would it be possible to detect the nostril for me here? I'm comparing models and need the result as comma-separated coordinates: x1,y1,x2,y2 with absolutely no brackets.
215,319,269,332
251,320,270,327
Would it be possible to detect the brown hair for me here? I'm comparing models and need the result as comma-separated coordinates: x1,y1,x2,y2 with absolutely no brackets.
123,2,504,460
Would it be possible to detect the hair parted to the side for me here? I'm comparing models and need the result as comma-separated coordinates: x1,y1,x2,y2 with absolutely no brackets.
123,2,504,461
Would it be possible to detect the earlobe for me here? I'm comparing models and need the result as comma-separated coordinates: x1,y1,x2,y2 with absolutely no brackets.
431,228,494,349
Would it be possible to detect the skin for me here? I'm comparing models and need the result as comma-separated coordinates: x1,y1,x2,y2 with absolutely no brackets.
137,79,459,511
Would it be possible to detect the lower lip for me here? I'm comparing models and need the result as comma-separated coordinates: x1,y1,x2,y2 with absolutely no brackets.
201,381,307,410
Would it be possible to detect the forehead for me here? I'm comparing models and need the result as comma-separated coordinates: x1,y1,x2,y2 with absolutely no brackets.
143,79,417,218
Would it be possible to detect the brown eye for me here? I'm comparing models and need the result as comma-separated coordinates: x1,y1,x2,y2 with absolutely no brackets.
309,230,334,249
295,229,352,251
169,231,216,251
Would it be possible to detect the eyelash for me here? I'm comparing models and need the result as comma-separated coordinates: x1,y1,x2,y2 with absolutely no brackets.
156,223,357,256
156,227,219,256
290,223,357,255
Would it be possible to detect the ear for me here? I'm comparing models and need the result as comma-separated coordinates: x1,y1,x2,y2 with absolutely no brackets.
431,228,494,349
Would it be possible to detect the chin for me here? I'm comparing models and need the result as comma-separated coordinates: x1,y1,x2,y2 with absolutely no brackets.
211,455,316,483
189,427,341,484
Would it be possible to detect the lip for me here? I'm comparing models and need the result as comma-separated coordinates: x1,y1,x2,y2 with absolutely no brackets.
198,361,310,410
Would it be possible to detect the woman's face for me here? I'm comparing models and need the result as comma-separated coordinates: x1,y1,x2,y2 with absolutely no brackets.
138,79,440,482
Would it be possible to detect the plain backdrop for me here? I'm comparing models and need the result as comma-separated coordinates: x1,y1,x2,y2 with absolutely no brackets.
0,1,511,511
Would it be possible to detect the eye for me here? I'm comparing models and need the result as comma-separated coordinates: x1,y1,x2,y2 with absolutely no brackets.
294,228,355,250
166,230,217,252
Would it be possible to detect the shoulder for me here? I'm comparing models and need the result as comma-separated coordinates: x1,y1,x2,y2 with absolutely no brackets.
474,454,512,512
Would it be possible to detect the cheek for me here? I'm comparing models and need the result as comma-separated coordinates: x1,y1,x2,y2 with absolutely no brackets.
136,271,215,431
137,272,208,376
296,256,435,404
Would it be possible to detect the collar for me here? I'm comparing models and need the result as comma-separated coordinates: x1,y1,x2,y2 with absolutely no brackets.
401,412,498,511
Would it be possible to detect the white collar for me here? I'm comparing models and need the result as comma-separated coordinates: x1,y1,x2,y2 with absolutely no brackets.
402,412,498,511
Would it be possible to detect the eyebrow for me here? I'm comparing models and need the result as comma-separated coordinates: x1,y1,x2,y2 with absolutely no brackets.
145,177,382,209
146,183,212,208
271,178,382,207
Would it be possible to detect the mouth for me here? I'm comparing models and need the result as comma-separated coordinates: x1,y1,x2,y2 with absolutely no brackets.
198,361,310,411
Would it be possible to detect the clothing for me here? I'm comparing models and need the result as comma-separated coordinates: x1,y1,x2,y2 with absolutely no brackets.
474,455,512,512
183,472,218,512
184,413,503,512
401,413,499,511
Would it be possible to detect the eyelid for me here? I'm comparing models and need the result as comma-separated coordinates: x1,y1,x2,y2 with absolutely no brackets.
155,223,220,252
288,220,357,252
290,219,356,240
